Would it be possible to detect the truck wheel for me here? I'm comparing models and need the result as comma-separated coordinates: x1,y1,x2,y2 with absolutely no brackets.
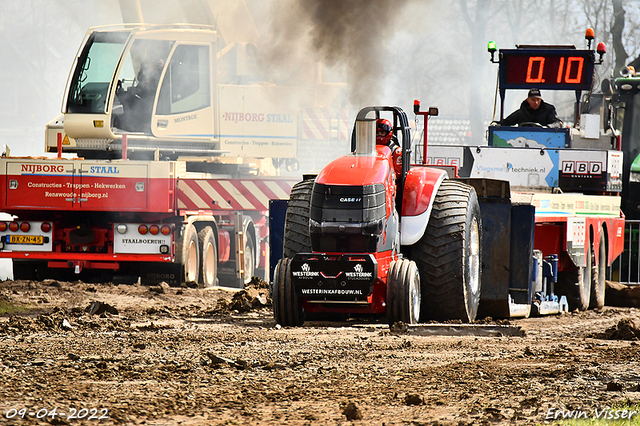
414,180,482,322
198,226,217,288
283,179,314,258
386,259,421,325
590,229,606,309
273,258,304,326
557,243,591,311
243,236,255,285
176,224,199,285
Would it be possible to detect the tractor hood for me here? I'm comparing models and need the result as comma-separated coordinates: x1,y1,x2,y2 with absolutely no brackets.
315,148,392,187
309,148,394,254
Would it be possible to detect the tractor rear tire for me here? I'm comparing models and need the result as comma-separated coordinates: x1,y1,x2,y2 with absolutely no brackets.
283,179,314,258
198,226,217,288
273,257,305,326
386,259,421,325
590,229,606,309
413,180,482,322
176,224,200,285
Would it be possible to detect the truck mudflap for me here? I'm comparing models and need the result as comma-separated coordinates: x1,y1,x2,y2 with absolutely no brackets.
290,253,377,300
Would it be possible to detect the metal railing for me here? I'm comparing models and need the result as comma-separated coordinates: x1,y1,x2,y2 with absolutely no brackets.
610,220,640,284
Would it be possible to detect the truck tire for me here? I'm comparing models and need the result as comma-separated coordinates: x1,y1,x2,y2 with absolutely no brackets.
283,179,314,258
198,226,217,288
590,229,606,309
557,243,591,311
273,257,304,326
413,180,482,322
243,236,255,285
176,224,199,285
386,259,421,325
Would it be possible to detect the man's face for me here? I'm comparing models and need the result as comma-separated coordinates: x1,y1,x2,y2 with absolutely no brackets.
527,97,542,110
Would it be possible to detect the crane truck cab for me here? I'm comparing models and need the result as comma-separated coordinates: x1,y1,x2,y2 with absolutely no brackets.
45,24,307,171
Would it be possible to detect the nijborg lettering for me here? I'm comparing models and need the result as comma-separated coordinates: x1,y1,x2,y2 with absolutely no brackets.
224,112,264,123
21,164,65,174
223,112,294,124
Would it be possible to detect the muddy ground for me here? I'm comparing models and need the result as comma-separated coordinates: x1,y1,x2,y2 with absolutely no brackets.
1,279,640,426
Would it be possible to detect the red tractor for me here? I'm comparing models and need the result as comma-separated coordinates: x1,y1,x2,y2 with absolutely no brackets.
273,106,482,326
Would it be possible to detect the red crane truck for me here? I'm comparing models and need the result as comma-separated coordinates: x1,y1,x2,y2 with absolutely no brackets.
0,23,353,287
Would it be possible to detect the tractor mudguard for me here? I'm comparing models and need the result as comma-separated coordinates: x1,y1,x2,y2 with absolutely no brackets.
400,167,448,245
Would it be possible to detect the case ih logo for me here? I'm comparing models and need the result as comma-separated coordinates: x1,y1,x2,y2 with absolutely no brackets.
21,164,65,174
339,197,362,203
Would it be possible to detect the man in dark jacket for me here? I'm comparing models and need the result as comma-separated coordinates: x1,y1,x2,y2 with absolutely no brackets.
499,89,563,128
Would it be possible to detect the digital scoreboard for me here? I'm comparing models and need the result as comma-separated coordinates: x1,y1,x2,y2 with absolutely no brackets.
499,49,595,91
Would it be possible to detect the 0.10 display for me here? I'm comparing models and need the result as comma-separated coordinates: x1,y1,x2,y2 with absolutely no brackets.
499,49,595,91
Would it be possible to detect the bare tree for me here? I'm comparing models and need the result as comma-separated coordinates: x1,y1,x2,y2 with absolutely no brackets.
611,0,628,75
458,0,493,143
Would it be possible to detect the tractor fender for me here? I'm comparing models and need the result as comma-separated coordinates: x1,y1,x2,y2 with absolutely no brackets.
400,167,448,245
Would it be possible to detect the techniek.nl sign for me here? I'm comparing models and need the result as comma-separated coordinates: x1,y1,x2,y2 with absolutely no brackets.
470,147,559,187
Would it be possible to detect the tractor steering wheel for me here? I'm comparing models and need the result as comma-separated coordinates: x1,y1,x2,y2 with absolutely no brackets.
518,122,545,128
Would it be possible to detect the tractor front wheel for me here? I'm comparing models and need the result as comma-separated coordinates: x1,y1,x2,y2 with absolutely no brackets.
273,258,305,326
386,259,421,325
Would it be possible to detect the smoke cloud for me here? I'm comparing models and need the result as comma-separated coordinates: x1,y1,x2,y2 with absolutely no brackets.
261,0,408,106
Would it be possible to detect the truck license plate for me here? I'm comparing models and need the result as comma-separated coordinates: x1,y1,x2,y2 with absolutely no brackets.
8,235,44,245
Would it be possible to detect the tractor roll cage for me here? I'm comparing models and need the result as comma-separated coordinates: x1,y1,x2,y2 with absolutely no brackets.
350,106,411,219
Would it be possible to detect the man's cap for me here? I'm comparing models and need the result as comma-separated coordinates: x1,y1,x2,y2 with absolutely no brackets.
528,88,542,99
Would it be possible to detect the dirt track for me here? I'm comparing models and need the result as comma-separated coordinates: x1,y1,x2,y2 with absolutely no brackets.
1,279,640,425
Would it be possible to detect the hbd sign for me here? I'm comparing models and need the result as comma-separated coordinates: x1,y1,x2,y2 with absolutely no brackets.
561,161,602,175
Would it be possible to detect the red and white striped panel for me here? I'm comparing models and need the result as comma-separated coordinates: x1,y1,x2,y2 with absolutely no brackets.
177,179,298,211
302,108,349,141
339,109,349,141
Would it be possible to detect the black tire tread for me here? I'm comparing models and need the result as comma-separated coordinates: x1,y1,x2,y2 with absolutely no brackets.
413,180,480,322
590,229,606,309
386,259,420,325
176,224,199,284
273,258,304,326
283,179,314,258
386,260,401,323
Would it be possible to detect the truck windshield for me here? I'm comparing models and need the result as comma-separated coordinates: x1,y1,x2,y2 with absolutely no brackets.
66,31,130,114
